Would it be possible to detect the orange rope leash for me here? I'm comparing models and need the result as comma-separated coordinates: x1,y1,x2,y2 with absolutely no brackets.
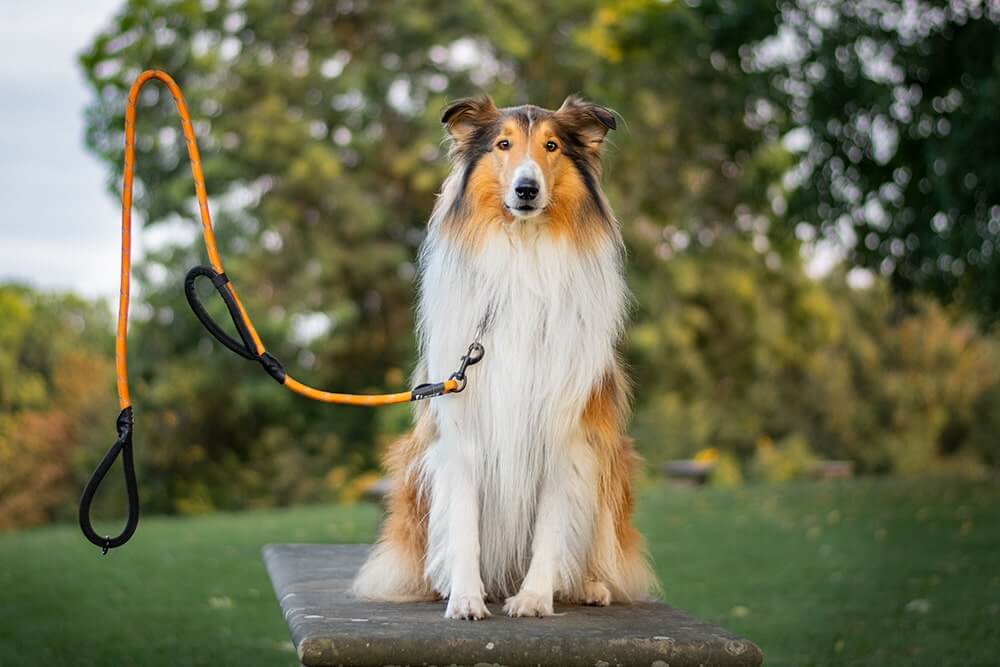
80,70,483,553
118,70,475,408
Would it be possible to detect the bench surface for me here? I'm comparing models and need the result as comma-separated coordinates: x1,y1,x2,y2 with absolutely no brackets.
264,543,763,667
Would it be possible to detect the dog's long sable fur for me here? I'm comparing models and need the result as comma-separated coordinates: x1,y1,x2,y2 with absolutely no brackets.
351,96,657,619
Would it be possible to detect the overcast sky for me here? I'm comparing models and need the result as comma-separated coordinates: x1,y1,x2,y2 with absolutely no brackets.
0,1,125,300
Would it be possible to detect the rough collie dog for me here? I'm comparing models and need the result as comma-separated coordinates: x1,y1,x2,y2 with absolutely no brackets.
351,95,657,619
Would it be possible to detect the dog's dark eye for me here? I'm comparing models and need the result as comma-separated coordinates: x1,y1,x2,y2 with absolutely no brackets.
496,139,511,151
544,140,558,152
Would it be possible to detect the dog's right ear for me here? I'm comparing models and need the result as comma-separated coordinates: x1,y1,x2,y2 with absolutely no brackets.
441,96,499,143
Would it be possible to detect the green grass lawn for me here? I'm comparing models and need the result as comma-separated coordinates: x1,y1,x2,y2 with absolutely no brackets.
0,477,997,666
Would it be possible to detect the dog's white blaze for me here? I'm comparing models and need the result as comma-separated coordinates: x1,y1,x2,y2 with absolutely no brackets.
415,170,628,600
506,159,547,211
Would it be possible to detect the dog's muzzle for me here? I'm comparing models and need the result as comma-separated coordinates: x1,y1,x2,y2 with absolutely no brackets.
505,162,546,217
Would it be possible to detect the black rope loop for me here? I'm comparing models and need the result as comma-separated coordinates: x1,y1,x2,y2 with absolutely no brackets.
184,265,257,359
79,407,139,553
184,265,287,383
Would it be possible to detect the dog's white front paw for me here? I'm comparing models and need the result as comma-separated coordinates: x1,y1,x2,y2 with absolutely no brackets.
504,589,554,617
445,593,491,620
583,580,612,606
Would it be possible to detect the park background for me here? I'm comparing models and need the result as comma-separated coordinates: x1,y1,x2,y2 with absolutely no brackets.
0,1,997,665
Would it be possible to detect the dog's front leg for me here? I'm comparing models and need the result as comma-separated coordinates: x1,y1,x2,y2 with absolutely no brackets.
427,440,490,620
504,436,597,617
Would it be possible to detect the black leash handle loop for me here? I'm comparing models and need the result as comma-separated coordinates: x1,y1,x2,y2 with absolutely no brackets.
79,407,139,553
184,266,258,360
184,265,287,383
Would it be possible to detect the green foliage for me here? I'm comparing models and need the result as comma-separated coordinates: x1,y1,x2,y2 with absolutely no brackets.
969,384,1000,467
0,286,117,530
750,433,819,482
755,1,1000,318
74,0,785,514
57,0,1000,517
631,239,1000,475
708,450,744,487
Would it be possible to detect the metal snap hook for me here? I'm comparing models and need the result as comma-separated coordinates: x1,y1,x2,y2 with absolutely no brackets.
465,342,485,365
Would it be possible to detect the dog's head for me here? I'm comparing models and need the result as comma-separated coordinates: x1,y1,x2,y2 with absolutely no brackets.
441,96,616,227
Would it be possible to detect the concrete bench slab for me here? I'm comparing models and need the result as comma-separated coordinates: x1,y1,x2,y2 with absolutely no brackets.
264,544,763,667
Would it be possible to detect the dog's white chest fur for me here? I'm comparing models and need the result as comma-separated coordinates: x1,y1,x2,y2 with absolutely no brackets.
417,221,626,596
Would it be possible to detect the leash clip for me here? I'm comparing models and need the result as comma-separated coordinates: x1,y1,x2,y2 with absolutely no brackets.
449,342,485,392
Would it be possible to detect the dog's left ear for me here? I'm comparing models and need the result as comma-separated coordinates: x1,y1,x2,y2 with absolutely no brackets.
555,96,617,148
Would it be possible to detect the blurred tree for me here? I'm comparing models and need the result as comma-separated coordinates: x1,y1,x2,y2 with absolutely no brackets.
752,1,1000,318
629,236,1000,475
78,0,787,510
72,0,999,516
0,287,117,530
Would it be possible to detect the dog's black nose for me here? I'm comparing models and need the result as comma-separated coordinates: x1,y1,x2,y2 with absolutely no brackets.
514,179,539,201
